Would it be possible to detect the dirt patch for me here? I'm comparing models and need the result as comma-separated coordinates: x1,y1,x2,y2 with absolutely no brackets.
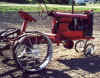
0,12,100,78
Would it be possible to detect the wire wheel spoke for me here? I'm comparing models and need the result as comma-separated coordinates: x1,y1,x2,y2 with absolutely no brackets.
75,40,85,52
0,28,20,50
0,41,7,48
84,43,95,57
14,31,52,72
78,42,84,50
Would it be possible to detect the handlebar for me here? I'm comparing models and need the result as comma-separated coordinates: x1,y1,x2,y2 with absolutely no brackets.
18,11,37,22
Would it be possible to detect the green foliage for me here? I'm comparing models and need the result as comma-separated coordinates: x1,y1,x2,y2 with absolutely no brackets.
28,0,37,3
68,0,72,5
44,0,48,3
1,0,100,4
0,2,100,12
0,0,28,3
0,6,41,12
46,0,68,4
33,0,69,4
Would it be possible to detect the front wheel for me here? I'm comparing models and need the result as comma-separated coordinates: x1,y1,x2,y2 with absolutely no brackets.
84,43,95,57
13,31,53,72
75,40,85,53
0,28,20,50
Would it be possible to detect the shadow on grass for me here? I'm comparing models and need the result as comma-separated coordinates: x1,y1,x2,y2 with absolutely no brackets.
58,55,100,73
0,57,72,78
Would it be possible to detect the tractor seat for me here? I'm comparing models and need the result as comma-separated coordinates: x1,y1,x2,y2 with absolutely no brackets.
18,11,37,22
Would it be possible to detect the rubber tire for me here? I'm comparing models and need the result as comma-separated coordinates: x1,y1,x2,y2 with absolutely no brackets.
13,31,53,72
0,30,10,50
75,40,85,53
0,28,20,50
84,43,95,57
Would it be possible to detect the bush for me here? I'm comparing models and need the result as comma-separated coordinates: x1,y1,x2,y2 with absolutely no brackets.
28,0,37,3
0,0,28,3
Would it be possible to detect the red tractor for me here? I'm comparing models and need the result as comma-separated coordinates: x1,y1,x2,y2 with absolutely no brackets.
47,10,94,53
0,0,95,72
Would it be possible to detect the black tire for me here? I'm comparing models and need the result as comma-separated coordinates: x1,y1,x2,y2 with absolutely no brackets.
84,43,95,57
75,40,85,53
0,28,20,50
0,40,10,50
0,30,10,50
3,28,20,39
13,31,53,72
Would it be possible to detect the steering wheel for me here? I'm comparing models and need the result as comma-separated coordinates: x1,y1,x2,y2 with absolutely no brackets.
18,11,37,22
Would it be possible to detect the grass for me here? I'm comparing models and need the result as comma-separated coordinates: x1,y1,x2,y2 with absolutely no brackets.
0,2,100,12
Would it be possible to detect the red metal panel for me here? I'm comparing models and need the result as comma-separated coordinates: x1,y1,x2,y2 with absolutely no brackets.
58,23,83,38
62,31,83,38
54,12,88,19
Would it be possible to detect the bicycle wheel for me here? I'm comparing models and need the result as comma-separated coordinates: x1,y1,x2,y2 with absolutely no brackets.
0,30,9,50
0,28,20,50
75,40,85,53
0,39,9,50
3,28,20,39
13,31,53,72
84,43,95,57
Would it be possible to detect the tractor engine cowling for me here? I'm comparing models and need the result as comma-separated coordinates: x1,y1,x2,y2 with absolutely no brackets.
50,10,94,37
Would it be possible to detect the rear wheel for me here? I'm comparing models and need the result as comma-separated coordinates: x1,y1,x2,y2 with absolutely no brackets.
0,40,9,50
0,28,20,50
13,31,53,72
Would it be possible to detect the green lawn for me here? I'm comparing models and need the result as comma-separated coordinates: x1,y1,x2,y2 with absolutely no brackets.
0,2,100,12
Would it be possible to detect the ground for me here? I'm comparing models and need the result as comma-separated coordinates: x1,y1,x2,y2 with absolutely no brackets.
0,12,100,78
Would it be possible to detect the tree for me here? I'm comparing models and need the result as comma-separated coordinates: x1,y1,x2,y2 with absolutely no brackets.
0,0,28,3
